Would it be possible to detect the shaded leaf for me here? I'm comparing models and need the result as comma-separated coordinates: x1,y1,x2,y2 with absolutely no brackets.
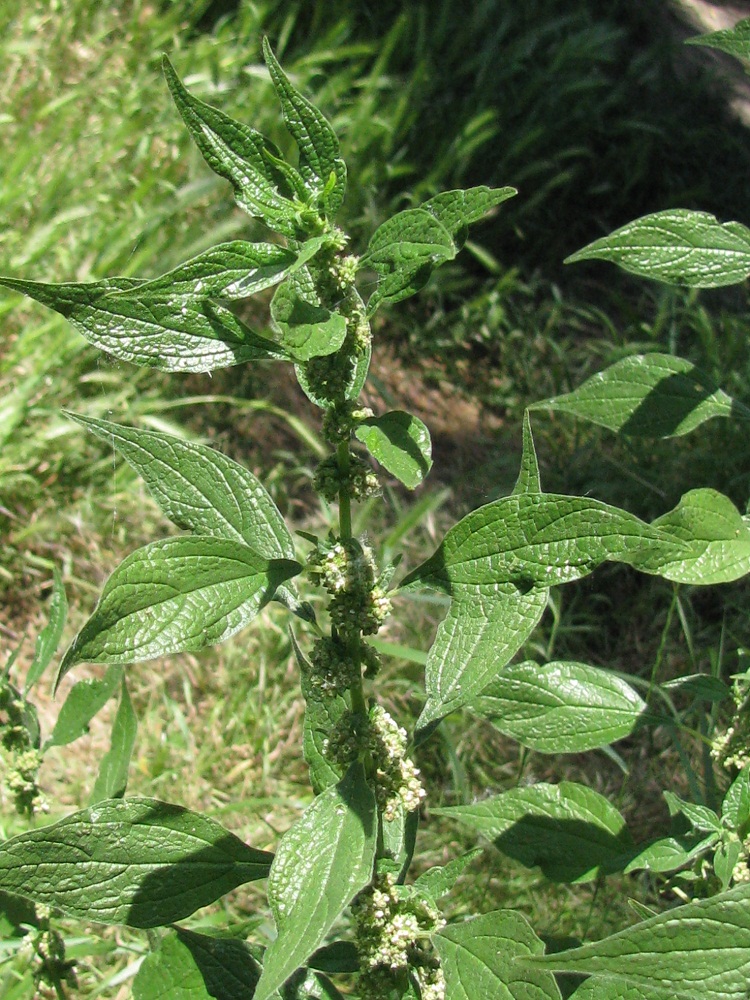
47,664,123,748
0,276,287,373
254,763,377,1000
413,849,483,901
58,537,301,679
0,797,272,927
473,660,646,753
623,832,719,875
25,566,67,692
162,56,299,238
723,763,750,835
530,354,750,438
528,883,750,1000
434,909,562,1000
354,410,432,488
687,17,750,60
662,674,731,702
67,414,295,560
90,674,138,803
271,268,348,360
437,781,633,882
566,209,750,287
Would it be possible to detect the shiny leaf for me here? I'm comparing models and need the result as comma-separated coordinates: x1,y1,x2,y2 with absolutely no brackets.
354,410,432,488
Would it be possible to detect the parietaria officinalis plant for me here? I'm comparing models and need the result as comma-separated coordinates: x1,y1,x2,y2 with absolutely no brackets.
4,25,750,1000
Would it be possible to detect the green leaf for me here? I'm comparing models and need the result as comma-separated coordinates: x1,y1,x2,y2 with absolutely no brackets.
687,17,750,60
262,38,346,218
308,940,360,975
400,493,681,594
415,584,549,732
530,354,750,438
623,832,719,875
354,410,432,488
714,839,744,891
133,930,257,1000
722,763,750,835
631,488,750,585
472,660,647,753
436,781,633,882
58,537,301,679
527,883,750,1000
302,693,347,794
363,187,515,314
0,276,287,374
25,566,67,692
162,56,299,239
254,763,377,1000
434,909,562,1000
380,802,419,885
271,268,348,361
413,849,483,901
566,209,750,287
90,674,138,803
568,979,672,1000
661,673,731,702
67,414,295,560
662,791,721,833
0,797,273,927
294,293,371,409
512,412,542,495
46,664,123,748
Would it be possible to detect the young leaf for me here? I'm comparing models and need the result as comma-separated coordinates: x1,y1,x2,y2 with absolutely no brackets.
380,802,419,885
254,763,377,1000
566,209,750,287
162,55,299,239
354,410,432,489
46,664,123,749
0,797,273,927
399,493,683,595
687,17,750,60
472,659,647,753
434,909,562,1000
67,414,295,560
662,791,721,833
271,268,348,360
530,354,750,438
526,883,750,1000
294,301,372,409
90,674,138,803
58,537,301,679
631,488,750,585
24,565,67,692
416,583,549,732
413,849,483,901
262,38,347,218
303,693,347,793
363,187,516,314
436,781,633,882
722,763,750,835
623,832,719,875
0,276,287,373
714,839,744,891
512,411,542,495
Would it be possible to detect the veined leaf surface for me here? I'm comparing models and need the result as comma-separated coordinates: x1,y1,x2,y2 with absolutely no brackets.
687,17,750,59
354,410,432,488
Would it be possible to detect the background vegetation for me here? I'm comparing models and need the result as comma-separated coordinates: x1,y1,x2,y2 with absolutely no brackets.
3,0,750,995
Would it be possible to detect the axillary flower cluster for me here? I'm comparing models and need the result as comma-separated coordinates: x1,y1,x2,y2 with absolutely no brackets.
0,676,46,818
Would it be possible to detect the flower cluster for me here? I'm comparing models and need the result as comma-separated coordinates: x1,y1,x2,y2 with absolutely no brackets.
322,401,374,444
368,705,426,821
712,674,750,772
307,538,391,637
353,872,445,1000
0,680,46,817
302,636,360,698
313,453,379,503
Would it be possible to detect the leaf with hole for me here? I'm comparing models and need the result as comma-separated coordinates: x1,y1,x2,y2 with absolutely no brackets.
566,209,750,287
0,798,273,927
472,660,647,753
530,354,750,438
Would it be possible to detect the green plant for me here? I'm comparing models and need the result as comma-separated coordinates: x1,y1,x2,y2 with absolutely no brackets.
4,26,750,1000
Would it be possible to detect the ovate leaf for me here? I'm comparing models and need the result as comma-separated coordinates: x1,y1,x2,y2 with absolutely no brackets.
415,583,548,732
0,797,273,927
623,832,719,875
262,38,346,218
25,565,67,692
400,493,680,594
162,56,299,239
354,410,432,489
722,763,750,835
58,537,301,679
436,781,633,882
531,354,750,438
631,488,750,585
294,289,371,408
133,930,260,1000
472,660,647,753
302,693,347,794
422,185,516,245
67,414,295,559
90,674,138,803
47,664,123,748
566,209,750,287
0,276,287,373
413,849,483,901
528,883,750,1000
687,17,750,60
271,268,348,361
254,763,377,1000
434,909,562,1000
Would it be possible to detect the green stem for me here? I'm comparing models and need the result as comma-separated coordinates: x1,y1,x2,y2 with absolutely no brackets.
336,439,352,540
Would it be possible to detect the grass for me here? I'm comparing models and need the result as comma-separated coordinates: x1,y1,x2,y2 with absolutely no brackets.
2,0,750,995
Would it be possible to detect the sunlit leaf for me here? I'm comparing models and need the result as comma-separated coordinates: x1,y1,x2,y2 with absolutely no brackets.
354,410,432,488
